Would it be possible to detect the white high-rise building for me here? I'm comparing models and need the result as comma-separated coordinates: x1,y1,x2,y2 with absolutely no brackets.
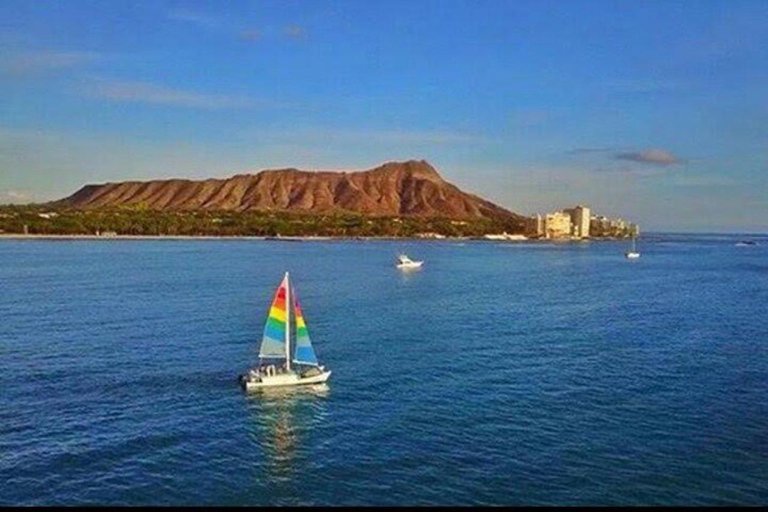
544,211,572,239
564,205,591,238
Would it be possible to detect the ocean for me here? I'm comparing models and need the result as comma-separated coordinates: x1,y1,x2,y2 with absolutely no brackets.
1,234,767,505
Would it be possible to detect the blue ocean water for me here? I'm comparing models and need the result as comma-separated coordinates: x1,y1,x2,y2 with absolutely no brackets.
1,234,767,506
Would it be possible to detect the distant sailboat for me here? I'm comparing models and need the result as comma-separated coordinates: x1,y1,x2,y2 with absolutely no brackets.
625,235,640,259
239,272,331,391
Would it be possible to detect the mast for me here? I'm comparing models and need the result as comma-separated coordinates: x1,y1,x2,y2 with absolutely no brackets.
285,272,291,371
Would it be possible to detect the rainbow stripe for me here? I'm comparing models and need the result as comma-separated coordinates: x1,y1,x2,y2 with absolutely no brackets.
294,301,308,338
259,276,288,359
292,288,319,366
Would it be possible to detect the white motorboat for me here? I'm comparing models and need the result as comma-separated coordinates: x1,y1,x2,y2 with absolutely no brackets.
239,272,331,391
625,235,640,259
396,253,423,270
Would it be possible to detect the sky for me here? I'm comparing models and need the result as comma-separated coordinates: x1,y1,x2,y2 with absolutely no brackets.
0,0,766,232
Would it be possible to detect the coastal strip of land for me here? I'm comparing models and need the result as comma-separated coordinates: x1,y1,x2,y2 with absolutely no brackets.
0,161,639,240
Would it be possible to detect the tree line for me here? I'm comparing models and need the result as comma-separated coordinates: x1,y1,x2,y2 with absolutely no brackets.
0,204,528,238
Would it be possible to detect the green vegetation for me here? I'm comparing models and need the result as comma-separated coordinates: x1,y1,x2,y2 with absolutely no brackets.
0,204,528,238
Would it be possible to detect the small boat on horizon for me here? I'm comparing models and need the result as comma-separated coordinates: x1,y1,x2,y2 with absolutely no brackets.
735,240,758,247
396,253,423,270
625,235,640,259
239,272,331,391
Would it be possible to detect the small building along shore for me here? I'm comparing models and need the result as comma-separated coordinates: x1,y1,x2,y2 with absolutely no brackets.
483,232,528,241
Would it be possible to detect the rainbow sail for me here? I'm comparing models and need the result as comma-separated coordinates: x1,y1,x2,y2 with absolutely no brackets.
292,288,319,366
258,274,289,359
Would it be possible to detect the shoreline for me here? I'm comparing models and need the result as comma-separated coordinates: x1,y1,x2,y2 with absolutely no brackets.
0,233,636,242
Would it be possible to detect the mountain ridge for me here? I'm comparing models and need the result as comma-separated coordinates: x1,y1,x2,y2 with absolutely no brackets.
58,160,522,220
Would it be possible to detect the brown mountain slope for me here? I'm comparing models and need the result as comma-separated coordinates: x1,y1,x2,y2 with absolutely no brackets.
59,160,520,220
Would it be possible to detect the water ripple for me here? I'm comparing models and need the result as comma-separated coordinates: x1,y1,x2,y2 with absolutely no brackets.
1,237,767,505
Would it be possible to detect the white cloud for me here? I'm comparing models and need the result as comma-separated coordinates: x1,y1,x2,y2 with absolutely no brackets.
0,189,33,204
615,148,684,166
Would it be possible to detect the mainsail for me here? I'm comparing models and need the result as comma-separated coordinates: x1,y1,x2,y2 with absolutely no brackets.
292,288,319,366
258,274,289,359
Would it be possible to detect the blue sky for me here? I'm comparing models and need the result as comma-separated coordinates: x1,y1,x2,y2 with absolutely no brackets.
1,0,766,232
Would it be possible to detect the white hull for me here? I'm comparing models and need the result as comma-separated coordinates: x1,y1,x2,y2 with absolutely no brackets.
243,273,331,393
625,252,640,259
396,261,423,269
243,370,331,391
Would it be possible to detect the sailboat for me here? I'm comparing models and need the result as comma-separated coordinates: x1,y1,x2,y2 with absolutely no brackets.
239,272,331,391
625,235,640,259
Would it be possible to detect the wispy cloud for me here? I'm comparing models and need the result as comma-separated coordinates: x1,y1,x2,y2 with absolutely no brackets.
605,78,682,94
671,174,737,188
284,128,487,146
356,129,483,145
566,147,612,155
0,189,33,204
284,25,307,39
239,29,263,43
234,127,488,156
0,50,100,77
82,80,260,109
615,148,685,166
167,8,307,43
167,9,222,30
590,166,664,176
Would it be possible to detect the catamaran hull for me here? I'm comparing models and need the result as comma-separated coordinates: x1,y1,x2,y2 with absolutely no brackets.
243,370,332,391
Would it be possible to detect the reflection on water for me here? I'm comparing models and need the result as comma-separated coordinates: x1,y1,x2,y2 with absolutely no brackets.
5,238,768,505
245,385,329,482
397,266,423,282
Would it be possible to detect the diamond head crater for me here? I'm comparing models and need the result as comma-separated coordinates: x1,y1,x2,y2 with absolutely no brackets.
0,160,635,239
